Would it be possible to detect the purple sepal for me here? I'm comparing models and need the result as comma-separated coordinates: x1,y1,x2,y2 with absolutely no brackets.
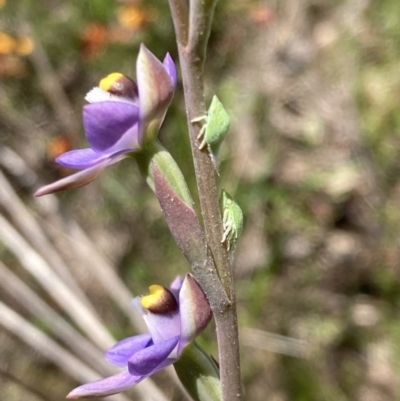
163,53,177,88
34,160,111,196
178,275,212,349
128,335,179,376
142,311,181,344
83,102,139,152
170,276,184,300
66,371,141,399
56,148,106,169
105,334,152,367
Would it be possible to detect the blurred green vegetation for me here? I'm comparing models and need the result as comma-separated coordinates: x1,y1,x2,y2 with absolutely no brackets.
1,0,400,400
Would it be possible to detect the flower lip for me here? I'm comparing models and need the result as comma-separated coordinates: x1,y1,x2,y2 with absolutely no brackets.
141,285,179,315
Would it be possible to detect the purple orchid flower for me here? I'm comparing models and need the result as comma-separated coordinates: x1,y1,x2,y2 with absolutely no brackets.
66,274,212,399
35,44,177,197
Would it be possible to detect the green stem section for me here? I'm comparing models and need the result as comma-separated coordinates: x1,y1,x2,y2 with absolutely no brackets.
168,1,243,400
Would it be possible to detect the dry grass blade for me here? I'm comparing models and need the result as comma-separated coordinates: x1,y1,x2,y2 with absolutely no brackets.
0,300,132,401
0,367,51,401
0,149,174,400
0,260,169,401
241,327,310,358
22,22,80,139
0,170,94,310
0,260,112,372
0,214,115,350
0,144,145,332
51,220,146,333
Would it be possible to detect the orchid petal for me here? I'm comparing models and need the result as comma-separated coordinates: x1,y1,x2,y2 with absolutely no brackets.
163,53,177,88
56,148,106,169
34,160,111,197
130,297,145,316
142,310,181,344
66,371,142,399
137,44,174,127
130,296,181,344
106,124,141,155
179,274,212,349
169,276,184,300
128,335,179,376
105,334,152,367
83,102,139,152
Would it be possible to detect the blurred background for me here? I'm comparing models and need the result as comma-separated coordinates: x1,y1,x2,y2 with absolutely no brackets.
1,0,400,400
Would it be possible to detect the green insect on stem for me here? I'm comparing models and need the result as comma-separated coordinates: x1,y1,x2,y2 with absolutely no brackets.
191,95,230,168
220,190,243,251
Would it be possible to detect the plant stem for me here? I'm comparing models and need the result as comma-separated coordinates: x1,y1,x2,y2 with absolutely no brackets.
168,1,242,400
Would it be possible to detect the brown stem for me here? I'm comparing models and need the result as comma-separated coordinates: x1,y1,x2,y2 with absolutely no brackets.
168,0,189,47
168,1,242,400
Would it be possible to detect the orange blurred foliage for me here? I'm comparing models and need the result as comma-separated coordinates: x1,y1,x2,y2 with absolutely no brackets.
0,32,15,54
47,136,74,160
248,4,275,26
0,32,34,76
79,5,155,60
116,5,152,31
0,32,34,55
15,36,35,56
80,22,108,60
0,55,25,76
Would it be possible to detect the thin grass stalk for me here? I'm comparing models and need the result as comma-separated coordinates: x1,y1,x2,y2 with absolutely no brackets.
0,300,133,401
22,21,80,139
0,260,112,371
0,146,144,331
0,214,115,349
0,171,94,309
0,148,182,398
0,367,54,401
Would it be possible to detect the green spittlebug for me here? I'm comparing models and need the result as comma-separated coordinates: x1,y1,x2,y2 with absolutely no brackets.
220,190,243,251
191,95,230,168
